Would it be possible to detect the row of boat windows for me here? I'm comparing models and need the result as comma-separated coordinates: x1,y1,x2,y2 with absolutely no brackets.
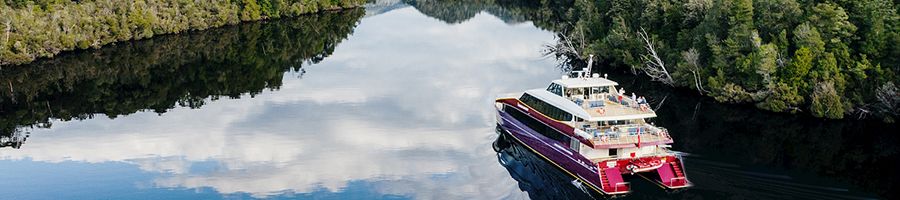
547,83,613,98
504,104,570,145
519,94,574,121
505,104,622,157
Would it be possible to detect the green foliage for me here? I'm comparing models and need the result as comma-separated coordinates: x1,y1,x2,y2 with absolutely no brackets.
782,47,813,91
532,0,899,120
793,23,826,55
808,2,857,45
0,0,365,66
714,82,753,103
810,81,845,119
812,52,846,94
753,0,801,39
759,82,803,112
241,0,263,21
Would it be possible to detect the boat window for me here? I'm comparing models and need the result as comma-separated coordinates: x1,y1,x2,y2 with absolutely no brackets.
609,148,618,156
504,104,568,144
569,137,580,151
566,88,585,97
593,86,609,94
519,94,574,121
607,120,632,125
546,83,563,96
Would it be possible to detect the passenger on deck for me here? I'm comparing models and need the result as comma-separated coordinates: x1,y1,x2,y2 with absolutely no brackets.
638,96,650,111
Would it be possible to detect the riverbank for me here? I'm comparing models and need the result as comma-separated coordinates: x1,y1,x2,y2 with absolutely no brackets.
0,0,365,66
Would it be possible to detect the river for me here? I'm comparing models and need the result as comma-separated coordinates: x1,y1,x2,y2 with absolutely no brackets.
0,2,895,199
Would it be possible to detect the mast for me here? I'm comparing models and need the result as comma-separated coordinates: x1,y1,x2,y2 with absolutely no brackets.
585,54,594,78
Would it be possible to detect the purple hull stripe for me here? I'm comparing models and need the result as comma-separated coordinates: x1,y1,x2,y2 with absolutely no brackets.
497,110,615,195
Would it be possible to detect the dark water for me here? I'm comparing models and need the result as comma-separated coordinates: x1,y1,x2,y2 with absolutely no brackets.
0,1,896,199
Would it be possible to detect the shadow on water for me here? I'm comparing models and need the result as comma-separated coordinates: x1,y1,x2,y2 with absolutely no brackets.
0,9,365,147
494,65,893,199
494,124,883,200
493,128,595,200
609,70,896,199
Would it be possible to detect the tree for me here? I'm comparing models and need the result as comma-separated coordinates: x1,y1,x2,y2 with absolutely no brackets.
674,48,707,93
759,82,803,112
241,0,263,21
811,52,846,94
875,82,900,122
753,0,802,39
793,23,826,55
638,27,674,86
782,47,813,92
810,81,845,119
808,3,857,46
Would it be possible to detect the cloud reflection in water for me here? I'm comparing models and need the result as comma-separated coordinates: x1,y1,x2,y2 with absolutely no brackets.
0,7,559,199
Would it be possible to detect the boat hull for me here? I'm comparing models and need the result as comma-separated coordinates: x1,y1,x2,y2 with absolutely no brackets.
497,110,631,196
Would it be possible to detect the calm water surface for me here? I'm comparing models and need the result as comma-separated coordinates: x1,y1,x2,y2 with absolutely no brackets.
0,2,896,199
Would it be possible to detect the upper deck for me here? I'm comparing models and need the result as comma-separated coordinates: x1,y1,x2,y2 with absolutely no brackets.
552,77,618,88
538,76,656,122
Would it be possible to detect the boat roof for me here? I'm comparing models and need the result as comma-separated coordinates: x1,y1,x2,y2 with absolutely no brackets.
524,86,657,122
552,77,618,88
524,89,592,120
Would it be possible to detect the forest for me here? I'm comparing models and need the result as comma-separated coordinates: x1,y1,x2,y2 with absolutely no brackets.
533,0,900,121
0,0,364,66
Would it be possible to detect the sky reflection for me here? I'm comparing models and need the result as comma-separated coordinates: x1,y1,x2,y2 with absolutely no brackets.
0,7,559,199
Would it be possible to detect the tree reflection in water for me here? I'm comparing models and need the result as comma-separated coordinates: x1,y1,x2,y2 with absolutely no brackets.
0,9,365,148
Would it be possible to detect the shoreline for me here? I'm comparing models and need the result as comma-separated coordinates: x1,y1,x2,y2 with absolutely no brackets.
0,0,366,66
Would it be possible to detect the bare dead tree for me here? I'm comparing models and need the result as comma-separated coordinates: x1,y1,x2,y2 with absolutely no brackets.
637,27,674,86
542,25,588,71
876,82,899,117
542,33,581,58
681,48,707,94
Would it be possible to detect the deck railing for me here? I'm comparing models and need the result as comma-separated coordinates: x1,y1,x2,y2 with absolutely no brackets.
588,125,672,146
614,182,630,193
665,177,687,187
572,94,652,114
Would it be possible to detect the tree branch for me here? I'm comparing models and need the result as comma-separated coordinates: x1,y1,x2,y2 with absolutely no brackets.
638,27,674,86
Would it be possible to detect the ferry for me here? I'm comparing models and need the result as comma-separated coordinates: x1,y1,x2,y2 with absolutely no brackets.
494,61,692,196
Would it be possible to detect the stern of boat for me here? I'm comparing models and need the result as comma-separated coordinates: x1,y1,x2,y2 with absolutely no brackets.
596,164,631,195
641,155,692,189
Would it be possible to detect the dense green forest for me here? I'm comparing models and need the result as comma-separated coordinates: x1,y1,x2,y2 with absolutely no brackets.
0,9,363,144
0,0,364,66
404,0,900,120
532,0,900,121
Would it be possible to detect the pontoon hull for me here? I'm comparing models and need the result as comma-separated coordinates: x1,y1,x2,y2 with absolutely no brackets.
497,109,692,195
497,110,630,196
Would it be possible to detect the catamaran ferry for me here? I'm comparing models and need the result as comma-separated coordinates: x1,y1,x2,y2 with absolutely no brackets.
494,64,691,196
